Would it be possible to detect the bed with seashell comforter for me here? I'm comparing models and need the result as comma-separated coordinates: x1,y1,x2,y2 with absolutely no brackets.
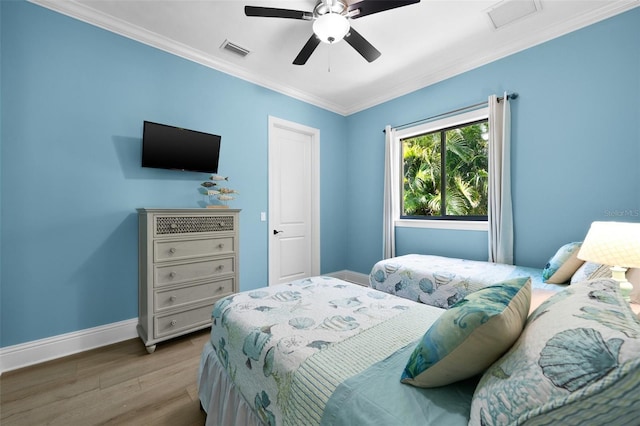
198,274,640,426
369,254,566,309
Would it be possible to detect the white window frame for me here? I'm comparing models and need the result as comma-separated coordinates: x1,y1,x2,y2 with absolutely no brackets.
394,107,489,232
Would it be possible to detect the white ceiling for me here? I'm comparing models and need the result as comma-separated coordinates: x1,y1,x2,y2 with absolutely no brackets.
31,0,639,115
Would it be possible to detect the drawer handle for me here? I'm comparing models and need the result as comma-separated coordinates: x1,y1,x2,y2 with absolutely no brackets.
218,222,224,227
170,223,178,229
169,247,177,254
169,272,176,279
169,296,176,302
218,243,225,249
216,265,225,271
218,286,224,292
170,320,177,327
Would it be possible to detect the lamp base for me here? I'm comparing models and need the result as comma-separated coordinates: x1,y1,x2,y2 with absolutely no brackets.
611,266,632,302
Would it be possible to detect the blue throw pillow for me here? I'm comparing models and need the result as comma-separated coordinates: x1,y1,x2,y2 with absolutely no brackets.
401,277,531,388
542,242,584,284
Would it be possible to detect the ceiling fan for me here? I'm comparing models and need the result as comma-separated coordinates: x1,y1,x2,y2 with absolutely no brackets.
245,0,420,65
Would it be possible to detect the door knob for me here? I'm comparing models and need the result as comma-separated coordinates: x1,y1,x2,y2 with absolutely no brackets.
273,229,284,235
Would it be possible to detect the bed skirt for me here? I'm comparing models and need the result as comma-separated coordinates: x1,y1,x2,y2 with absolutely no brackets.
198,341,263,426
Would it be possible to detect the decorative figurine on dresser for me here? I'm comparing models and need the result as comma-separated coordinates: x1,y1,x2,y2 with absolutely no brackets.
137,208,240,353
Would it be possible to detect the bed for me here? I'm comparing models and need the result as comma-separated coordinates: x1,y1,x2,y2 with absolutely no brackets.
369,254,570,309
198,275,640,426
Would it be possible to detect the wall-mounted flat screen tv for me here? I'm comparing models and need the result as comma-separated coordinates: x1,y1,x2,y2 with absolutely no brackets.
142,121,221,173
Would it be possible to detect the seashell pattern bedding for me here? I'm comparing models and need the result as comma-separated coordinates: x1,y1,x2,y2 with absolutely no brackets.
206,276,435,426
369,254,565,308
198,276,640,425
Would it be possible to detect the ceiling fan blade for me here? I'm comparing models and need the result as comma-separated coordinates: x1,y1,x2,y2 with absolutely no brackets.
344,27,381,62
293,35,321,65
244,6,312,20
348,0,420,19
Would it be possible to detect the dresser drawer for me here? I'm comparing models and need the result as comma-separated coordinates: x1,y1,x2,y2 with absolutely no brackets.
154,278,234,313
154,257,234,287
154,215,235,237
154,237,234,262
154,304,214,338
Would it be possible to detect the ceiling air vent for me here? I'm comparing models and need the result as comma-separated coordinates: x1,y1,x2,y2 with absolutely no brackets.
487,0,541,30
220,39,250,57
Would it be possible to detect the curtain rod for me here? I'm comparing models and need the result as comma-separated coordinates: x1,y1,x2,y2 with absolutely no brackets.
384,92,518,133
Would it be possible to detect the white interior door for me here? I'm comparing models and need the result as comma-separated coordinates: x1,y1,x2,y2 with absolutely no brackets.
268,116,320,285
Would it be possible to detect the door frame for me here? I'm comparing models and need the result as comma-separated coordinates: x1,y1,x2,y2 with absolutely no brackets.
268,116,320,284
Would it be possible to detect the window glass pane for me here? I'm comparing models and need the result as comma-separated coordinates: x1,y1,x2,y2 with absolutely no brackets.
444,121,488,216
402,132,441,216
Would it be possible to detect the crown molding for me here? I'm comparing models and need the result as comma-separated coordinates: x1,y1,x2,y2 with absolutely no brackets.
28,0,639,116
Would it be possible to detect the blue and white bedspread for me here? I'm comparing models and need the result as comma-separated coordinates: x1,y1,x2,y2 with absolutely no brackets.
208,276,450,426
369,254,565,309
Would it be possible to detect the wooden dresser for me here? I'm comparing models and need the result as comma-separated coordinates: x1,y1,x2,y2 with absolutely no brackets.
137,208,240,353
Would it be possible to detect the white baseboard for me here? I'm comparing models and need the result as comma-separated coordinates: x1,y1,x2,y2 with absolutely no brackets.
0,318,138,374
326,270,370,286
0,271,370,374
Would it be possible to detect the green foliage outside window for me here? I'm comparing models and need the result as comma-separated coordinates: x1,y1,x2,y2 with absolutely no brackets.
402,120,488,218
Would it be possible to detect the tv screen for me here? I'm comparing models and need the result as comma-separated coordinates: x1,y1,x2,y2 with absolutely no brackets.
142,121,221,173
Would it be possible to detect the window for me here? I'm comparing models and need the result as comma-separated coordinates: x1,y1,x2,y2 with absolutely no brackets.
395,107,489,228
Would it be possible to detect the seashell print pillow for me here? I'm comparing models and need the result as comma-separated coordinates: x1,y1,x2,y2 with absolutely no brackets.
542,242,584,284
400,277,531,388
469,278,640,425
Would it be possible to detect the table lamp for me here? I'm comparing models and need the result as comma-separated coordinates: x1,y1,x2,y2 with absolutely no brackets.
577,221,640,301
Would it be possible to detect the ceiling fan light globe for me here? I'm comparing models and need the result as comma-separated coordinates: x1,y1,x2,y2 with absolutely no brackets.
313,13,350,44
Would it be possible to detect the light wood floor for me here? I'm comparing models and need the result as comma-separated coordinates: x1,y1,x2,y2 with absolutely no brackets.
1,329,211,425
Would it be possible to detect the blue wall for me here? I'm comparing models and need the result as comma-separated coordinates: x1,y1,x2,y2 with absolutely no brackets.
0,1,347,347
1,2,639,348
345,7,640,274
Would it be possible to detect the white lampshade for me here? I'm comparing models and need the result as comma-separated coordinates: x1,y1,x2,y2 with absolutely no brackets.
578,221,640,268
578,221,640,301
313,13,350,44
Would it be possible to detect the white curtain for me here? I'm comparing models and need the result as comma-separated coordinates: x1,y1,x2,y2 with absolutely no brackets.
488,93,514,264
383,125,398,259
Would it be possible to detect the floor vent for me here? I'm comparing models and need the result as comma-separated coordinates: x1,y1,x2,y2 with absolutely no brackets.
220,39,250,57
487,0,541,30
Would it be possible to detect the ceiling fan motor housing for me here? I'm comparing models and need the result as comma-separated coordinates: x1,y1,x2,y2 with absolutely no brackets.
313,0,348,16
